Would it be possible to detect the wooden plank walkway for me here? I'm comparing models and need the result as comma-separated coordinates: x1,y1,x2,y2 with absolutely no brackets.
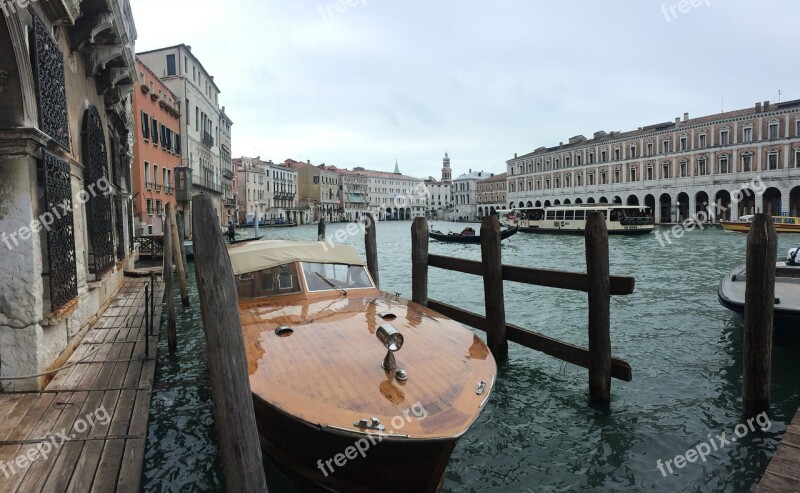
757,407,800,492
0,278,163,493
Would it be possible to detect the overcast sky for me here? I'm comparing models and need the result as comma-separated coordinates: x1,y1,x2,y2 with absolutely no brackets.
131,0,799,179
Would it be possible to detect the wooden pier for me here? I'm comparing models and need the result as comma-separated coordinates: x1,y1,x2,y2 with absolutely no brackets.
0,278,163,492
757,407,800,492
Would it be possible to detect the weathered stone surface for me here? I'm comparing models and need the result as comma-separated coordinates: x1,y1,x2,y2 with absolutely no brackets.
0,324,43,392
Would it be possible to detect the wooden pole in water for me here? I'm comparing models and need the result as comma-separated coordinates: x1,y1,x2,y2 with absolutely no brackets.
365,213,380,289
167,203,190,307
163,212,177,352
317,218,326,241
743,213,776,418
585,211,611,405
411,217,429,305
177,212,188,270
480,215,508,360
191,194,269,493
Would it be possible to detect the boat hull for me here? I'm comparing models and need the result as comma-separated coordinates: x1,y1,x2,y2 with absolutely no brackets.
253,394,455,493
721,221,800,234
429,226,518,243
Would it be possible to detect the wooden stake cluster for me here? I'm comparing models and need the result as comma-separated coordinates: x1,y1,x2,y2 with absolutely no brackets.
743,213,776,418
365,213,379,289
191,194,269,493
163,212,177,352
167,203,190,307
317,218,326,241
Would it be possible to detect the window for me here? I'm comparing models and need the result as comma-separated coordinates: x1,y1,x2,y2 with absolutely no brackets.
796,149,800,168
588,173,595,186
630,167,637,181
146,199,153,215
646,165,653,180
144,162,151,188
768,151,779,170
662,140,670,153
151,118,159,145
680,161,687,177
163,168,170,191
796,121,800,137
614,149,620,161
565,156,570,167
186,99,190,125
141,111,150,140
769,122,779,140
600,150,606,162
647,142,653,155
629,145,636,158
720,156,730,174
155,200,163,215
576,174,582,186
698,158,707,176
196,107,200,132
743,127,753,143
699,134,706,148
742,154,752,172
613,169,620,183
680,137,687,151
662,162,670,179
166,54,176,75
153,165,159,187
720,130,729,145
576,155,582,166
588,153,595,164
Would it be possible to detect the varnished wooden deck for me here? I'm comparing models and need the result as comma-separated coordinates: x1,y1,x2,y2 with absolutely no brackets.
0,278,163,493
757,407,800,492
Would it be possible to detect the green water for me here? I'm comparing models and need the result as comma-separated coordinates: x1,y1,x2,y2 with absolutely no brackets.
143,222,800,492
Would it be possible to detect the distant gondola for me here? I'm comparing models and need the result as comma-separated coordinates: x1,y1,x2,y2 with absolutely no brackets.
429,226,518,243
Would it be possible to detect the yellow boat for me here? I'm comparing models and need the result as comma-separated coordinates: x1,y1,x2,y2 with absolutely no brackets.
720,215,800,233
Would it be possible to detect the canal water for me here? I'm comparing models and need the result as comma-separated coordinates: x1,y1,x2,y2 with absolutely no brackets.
142,222,800,492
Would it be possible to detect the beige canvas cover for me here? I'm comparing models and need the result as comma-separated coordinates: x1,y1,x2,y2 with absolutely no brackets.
228,240,366,275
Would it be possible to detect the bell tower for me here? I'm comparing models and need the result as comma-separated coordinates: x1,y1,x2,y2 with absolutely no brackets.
441,152,452,185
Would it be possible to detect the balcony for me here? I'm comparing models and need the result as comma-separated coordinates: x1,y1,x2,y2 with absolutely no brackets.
222,168,234,180
145,180,153,191
274,191,295,199
164,185,174,195
225,197,236,207
195,175,222,194
154,183,162,193
202,131,214,148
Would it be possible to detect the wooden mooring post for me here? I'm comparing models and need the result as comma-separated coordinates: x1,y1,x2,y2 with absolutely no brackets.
191,194,269,493
585,212,612,405
411,217,428,305
167,203,190,307
163,212,177,352
410,212,633,403
743,213,776,418
317,218,326,241
480,216,508,361
365,213,379,288
177,211,189,270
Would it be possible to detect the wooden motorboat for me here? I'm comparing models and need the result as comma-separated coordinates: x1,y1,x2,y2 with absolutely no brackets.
720,215,800,234
429,226,518,243
228,240,497,493
718,248,800,340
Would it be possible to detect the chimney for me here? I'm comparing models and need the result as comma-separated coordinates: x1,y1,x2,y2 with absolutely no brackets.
683,112,689,122
307,159,311,164
755,102,762,113
763,100,770,112
675,117,680,124
469,169,472,173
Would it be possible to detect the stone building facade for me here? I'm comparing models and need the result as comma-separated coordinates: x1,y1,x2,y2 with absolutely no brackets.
506,100,800,223
0,0,137,390
477,172,507,217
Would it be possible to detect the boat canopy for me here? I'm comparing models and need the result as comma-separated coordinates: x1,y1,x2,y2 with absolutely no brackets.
229,240,365,275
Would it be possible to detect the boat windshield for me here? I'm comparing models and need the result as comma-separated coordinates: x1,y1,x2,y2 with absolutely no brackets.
235,263,303,300
301,262,373,292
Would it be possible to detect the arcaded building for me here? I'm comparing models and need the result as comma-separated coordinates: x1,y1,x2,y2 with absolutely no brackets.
506,100,800,223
